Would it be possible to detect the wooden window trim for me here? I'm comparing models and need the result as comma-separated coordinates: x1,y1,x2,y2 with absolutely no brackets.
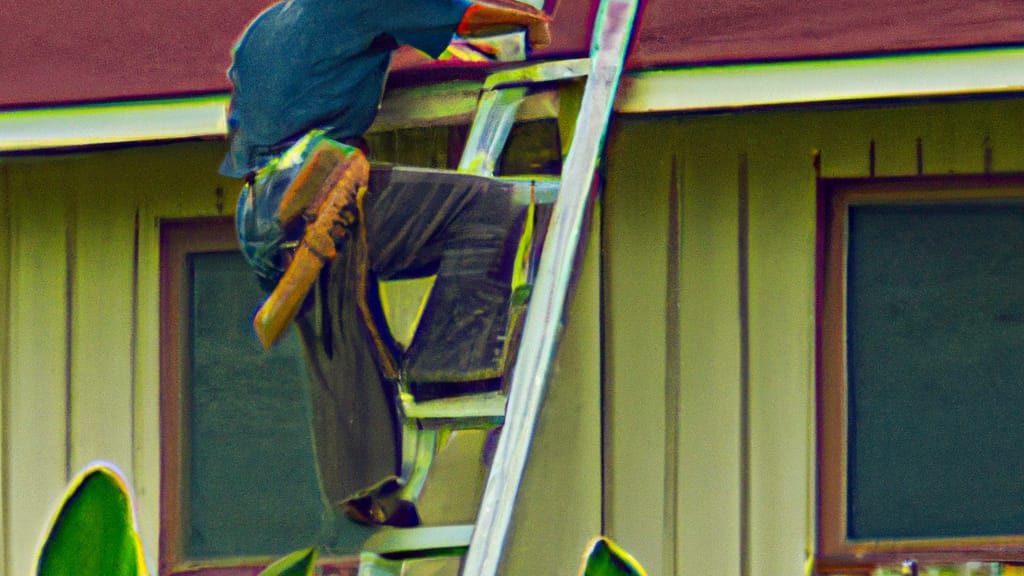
158,217,359,576
815,174,1024,571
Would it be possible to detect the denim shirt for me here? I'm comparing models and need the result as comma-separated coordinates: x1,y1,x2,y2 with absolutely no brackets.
220,0,470,178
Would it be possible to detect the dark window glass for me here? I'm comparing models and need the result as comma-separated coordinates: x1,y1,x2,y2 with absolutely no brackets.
846,201,1024,540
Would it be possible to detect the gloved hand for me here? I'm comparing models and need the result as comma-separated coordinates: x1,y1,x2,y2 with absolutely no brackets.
457,0,553,50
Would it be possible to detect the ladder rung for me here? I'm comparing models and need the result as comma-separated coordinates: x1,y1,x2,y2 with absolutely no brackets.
361,524,474,556
482,57,590,90
401,391,507,425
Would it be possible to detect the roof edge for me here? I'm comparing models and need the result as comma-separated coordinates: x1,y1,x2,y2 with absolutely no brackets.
3,47,1023,154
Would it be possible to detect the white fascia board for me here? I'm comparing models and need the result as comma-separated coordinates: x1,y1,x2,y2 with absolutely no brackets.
2,47,1022,153
0,96,230,153
617,46,1024,114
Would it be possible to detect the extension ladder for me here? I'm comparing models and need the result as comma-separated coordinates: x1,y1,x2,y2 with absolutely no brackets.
358,1,638,573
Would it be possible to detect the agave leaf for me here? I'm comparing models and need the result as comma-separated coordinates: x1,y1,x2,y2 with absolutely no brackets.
35,463,147,576
578,536,647,576
258,547,318,576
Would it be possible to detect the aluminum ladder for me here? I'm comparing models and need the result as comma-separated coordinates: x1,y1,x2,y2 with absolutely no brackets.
358,1,638,572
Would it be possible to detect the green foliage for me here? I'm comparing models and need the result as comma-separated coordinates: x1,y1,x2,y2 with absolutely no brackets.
35,464,147,576
34,462,318,576
579,536,647,576
257,547,318,576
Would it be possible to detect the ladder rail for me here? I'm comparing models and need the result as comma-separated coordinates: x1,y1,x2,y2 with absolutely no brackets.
457,86,527,176
462,0,640,573
388,58,600,520
457,58,591,176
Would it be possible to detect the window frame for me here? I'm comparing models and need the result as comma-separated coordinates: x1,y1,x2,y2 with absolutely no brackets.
815,174,1024,571
158,217,359,576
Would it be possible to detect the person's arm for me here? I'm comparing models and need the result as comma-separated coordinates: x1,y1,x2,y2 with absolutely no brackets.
456,0,552,49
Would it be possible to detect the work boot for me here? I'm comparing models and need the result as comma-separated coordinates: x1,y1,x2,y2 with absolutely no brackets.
340,475,421,528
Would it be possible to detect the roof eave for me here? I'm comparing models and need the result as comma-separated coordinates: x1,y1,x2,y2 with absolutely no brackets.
3,47,1022,154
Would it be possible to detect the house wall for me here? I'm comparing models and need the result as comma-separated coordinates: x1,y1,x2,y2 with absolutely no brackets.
3,95,1024,576
601,96,1024,575
0,159,10,575
0,142,238,575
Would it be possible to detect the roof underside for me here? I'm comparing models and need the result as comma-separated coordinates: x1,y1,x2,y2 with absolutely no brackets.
3,0,1024,108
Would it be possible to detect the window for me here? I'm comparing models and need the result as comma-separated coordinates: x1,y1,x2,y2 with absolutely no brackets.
816,175,1024,570
495,119,563,177
159,219,366,575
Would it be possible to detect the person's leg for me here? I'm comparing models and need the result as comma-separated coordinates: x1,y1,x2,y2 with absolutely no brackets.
292,166,488,523
292,166,522,524
294,236,399,510
384,173,521,389
321,166,521,392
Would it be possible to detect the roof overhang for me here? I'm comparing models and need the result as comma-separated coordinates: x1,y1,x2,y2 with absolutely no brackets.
2,47,1023,154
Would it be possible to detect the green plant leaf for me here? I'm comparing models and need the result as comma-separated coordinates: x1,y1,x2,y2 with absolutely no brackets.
578,536,647,576
258,547,318,576
35,463,147,576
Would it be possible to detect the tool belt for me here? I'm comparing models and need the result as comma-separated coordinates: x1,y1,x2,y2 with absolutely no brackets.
235,130,369,348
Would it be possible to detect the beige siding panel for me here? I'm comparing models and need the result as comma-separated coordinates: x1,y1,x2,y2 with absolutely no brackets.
675,119,744,576
813,100,1024,180
6,160,71,576
0,165,10,576
68,159,137,478
983,99,1024,172
132,193,167,563
909,99,1024,174
744,112,818,576
914,107,979,175
602,120,671,574
132,210,161,565
500,211,602,575
132,191,164,565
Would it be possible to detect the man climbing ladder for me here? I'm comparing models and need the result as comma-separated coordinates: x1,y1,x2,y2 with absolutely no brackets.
221,0,552,528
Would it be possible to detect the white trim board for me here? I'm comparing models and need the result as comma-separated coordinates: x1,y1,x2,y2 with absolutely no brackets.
2,47,1023,153
617,47,1024,114
0,97,230,153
